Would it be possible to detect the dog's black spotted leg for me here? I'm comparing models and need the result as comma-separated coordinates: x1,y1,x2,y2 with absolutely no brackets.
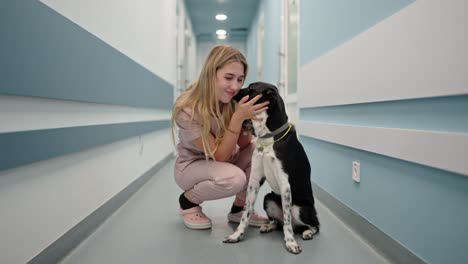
223,156,263,244
281,185,302,254
223,179,260,243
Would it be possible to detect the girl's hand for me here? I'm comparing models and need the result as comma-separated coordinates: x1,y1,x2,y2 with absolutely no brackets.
234,94,269,121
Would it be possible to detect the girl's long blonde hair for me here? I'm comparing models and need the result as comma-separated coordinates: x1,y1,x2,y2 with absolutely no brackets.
171,45,248,159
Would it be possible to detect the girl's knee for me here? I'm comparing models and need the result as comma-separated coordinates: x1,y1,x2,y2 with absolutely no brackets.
232,173,247,193
214,169,246,194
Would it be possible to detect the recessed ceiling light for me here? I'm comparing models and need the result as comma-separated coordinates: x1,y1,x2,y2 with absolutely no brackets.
216,29,227,36
215,14,227,21
217,34,227,40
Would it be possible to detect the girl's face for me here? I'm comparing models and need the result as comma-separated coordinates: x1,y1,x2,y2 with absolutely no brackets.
216,61,245,104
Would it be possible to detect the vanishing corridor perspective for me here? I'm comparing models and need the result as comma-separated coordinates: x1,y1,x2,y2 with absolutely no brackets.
1,0,467,263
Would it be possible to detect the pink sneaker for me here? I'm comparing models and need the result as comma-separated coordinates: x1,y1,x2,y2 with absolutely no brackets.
180,206,212,230
227,210,270,227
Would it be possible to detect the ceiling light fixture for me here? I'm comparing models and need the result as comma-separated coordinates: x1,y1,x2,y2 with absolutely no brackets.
216,29,227,36
215,14,227,21
217,35,227,40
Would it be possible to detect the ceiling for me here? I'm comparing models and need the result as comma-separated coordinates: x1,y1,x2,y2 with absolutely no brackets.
184,0,260,41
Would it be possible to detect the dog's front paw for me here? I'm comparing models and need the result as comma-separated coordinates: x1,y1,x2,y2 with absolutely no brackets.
285,240,302,254
259,223,276,233
223,232,244,243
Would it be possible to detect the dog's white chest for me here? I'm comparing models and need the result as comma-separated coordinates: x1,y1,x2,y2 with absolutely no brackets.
264,153,283,194
251,112,289,194
253,149,286,194
256,138,273,153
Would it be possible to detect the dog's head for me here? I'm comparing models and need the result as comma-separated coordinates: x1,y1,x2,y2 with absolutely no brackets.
233,82,288,137
233,82,279,105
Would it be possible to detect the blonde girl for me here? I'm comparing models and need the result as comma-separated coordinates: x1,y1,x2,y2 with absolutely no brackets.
172,45,270,229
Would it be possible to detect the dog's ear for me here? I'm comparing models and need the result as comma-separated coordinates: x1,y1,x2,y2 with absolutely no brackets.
265,88,275,96
269,83,279,92
262,85,280,111
263,83,279,96
232,88,249,102
264,85,279,98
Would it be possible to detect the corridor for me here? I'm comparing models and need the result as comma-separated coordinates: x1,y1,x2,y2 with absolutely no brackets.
60,159,388,264
1,0,467,263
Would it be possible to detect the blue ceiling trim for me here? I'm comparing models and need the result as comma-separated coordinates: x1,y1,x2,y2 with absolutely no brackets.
185,0,259,40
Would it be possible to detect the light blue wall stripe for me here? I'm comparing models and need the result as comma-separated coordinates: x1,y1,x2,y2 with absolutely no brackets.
0,1,173,109
299,0,414,65
300,95,468,133
301,136,468,264
0,120,170,171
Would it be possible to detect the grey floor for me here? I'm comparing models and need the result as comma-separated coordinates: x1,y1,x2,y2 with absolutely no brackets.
61,159,390,264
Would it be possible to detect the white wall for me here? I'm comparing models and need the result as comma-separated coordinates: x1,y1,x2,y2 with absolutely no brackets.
0,1,193,263
298,0,468,176
297,0,468,262
299,0,468,108
41,0,177,85
176,0,198,92
0,129,173,264
245,0,282,86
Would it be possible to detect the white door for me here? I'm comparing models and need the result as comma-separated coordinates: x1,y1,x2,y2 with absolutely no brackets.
280,0,299,125
257,13,265,81
175,1,190,99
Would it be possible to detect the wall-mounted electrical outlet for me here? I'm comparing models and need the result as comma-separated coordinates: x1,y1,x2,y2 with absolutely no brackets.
352,161,360,183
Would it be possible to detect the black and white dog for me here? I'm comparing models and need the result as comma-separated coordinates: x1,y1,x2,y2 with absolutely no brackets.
223,82,320,254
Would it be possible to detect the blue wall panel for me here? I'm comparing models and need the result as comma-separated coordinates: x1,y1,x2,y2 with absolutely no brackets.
300,95,468,133
299,0,414,65
0,120,170,171
302,136,468,264
0,1,173,109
